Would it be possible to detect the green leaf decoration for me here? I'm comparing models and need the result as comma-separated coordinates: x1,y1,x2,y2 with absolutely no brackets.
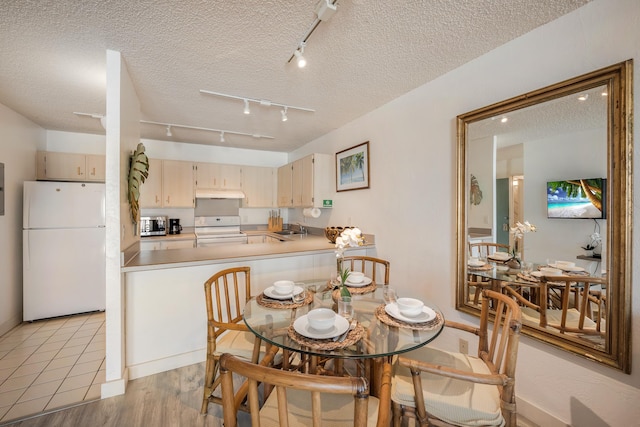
128,143,149,224
339,267,352,297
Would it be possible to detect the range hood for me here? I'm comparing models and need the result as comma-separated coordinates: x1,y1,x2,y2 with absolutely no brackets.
195,188,246,199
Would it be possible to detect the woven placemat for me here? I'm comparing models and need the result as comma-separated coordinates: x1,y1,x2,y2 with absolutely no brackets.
331,282,377,299
287,322,365,350
256,292,313,309
517,272,540,283
468,264,492,271
374,305,443,331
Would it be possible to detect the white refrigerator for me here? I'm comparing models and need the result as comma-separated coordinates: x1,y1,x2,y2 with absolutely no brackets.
23,181,106,321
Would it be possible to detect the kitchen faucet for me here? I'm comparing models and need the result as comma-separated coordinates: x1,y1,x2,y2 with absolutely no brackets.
296,222,307,234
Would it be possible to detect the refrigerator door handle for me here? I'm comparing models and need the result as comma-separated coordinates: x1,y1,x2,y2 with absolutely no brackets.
24,231,30,270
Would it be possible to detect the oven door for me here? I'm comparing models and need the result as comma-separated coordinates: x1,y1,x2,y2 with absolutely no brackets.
196,235,248,248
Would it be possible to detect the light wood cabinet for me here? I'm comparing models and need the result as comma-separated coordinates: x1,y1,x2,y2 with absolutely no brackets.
277,164,293,207
36,151,105,182
242,166,276,208
140,238,195,251
277,153,333,208
195,163,242,190
140,159,194,208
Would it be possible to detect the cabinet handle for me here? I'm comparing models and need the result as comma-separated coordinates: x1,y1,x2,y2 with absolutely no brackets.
91,167,96,176
77,167,81,176
166,196,170,204
155,195,159,204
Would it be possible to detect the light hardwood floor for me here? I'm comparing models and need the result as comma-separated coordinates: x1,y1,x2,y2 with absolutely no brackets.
4,363,251,427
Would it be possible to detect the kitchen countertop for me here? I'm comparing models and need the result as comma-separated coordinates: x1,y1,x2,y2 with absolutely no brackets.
140,232,196,241
123,233,375,273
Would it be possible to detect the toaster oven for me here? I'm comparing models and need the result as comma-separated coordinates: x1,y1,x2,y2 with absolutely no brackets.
140,216,167,236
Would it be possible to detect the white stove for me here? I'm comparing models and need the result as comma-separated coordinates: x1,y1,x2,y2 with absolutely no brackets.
194,216,248,247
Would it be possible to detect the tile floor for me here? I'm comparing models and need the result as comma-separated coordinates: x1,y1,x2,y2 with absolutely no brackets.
0,312,105,424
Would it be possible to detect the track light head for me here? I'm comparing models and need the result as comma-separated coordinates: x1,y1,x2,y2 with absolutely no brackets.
243,99,251,114
281,107,288,122
166,125,172,137
220,131,225,143
294,43,307,68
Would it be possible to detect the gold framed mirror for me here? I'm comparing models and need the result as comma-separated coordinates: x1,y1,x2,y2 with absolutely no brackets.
456,60,632,373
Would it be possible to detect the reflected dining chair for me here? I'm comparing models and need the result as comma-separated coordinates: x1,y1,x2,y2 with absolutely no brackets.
391,289,522,427
468,242,509,259
342,256,390,286
201,266,280,415
220,351,392,427
505,276,607,337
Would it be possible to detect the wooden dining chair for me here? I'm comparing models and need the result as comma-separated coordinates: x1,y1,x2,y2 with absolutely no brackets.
391,289,522,427
506,276,607,337
468,242,509,259
342,256,390,285
220,350,392,427
201,266,281,414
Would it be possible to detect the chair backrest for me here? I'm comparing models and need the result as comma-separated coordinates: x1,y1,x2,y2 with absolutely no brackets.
543,275,607,335
477,290,522,389
203,266,252,339
220,352,384,427
468,242,509,259
342,256,390,285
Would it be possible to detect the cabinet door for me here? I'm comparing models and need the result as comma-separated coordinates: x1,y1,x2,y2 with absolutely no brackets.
277,164,293,207
300,155,314,207
242,166,275,207
162,239,195,250
86,154,106,182
162,160,194,207
37,151,86,181
291,158,304,207
139,158,163,208
219,164,242,189
195,162,220,189
247,235,266,244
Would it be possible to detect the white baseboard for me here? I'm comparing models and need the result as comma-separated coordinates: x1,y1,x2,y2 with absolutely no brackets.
517,396,568,427
101,368,129,398
127,349,206,380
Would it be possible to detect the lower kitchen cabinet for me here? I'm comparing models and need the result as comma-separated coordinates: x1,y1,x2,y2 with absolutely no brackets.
140,238,195,251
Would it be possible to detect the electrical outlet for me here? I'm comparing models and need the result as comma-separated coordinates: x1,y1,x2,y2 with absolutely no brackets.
459,339,469,354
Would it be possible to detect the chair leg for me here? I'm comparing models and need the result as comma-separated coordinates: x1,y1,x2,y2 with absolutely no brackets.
201,353,218,414
392,401,403,427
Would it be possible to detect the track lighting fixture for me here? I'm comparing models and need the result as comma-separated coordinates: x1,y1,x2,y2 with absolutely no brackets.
73,112,106,129
166,125,172,137
220,131,225,143
200,90,315,123
293,43,307,68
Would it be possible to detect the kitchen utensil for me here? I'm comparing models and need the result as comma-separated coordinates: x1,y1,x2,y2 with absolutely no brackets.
334,319,357,342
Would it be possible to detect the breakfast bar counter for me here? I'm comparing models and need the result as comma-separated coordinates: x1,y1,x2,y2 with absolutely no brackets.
123,233,375,272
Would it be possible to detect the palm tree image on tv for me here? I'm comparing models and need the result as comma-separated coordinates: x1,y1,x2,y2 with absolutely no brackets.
547,178,605,219
340,152,365,185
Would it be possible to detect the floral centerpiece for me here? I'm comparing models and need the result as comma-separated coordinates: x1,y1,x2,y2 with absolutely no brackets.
508,221,536,267
334,228,364,296
582,232,602,255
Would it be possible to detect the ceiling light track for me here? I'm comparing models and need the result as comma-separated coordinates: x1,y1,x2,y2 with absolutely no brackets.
199,89,315,113
74,112,274,140
287,0,338,66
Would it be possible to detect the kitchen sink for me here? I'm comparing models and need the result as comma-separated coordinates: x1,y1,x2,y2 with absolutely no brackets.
274,230,304,235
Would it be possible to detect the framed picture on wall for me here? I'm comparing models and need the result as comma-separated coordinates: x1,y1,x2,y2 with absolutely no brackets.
336,141,370,192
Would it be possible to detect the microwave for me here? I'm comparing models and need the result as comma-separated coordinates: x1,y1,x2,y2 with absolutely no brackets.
140,216,167,236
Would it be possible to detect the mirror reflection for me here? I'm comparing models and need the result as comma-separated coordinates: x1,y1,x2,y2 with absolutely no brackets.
456,61,632,372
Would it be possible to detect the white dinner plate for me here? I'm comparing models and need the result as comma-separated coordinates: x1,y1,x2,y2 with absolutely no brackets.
263,285,304,300
550,264,585,272
345,276,373,287
293,314,350,339
468,260,486,267
531,271,543,278
385,303,436,324
488,253,511,261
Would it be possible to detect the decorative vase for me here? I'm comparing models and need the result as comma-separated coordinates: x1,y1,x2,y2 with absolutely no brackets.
507,258,521,269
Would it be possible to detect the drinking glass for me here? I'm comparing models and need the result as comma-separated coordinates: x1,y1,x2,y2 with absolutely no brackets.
383,287,397,304
523,262,534,274
292,287,306,304
338,296,354,320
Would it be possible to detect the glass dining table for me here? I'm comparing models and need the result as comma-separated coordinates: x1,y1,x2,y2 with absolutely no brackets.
242,279,445,396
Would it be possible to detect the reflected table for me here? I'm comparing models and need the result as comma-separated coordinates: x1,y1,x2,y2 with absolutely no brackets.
243,280,444,396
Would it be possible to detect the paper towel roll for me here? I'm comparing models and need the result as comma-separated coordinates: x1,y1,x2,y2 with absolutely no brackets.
303,208,321,218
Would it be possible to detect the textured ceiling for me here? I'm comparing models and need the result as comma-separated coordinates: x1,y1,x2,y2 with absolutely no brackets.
0,0,589,152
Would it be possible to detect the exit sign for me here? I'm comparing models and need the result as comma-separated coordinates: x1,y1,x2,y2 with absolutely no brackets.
322,200,333,208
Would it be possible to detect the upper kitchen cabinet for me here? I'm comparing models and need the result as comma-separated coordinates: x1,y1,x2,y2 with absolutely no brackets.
277,153,333,208
36,151,105,182
195,162,242,190
242,166,276,208
277,164,293,207
140,159,194,208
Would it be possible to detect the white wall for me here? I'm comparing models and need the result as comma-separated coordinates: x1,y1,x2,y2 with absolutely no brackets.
0,103,45,335
287,1,640,425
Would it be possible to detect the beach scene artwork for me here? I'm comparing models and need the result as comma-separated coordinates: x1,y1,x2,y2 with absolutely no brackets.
547,178,605,219
336,141,369,191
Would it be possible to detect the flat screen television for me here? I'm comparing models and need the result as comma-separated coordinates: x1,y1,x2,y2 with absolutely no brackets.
547,178,606,219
